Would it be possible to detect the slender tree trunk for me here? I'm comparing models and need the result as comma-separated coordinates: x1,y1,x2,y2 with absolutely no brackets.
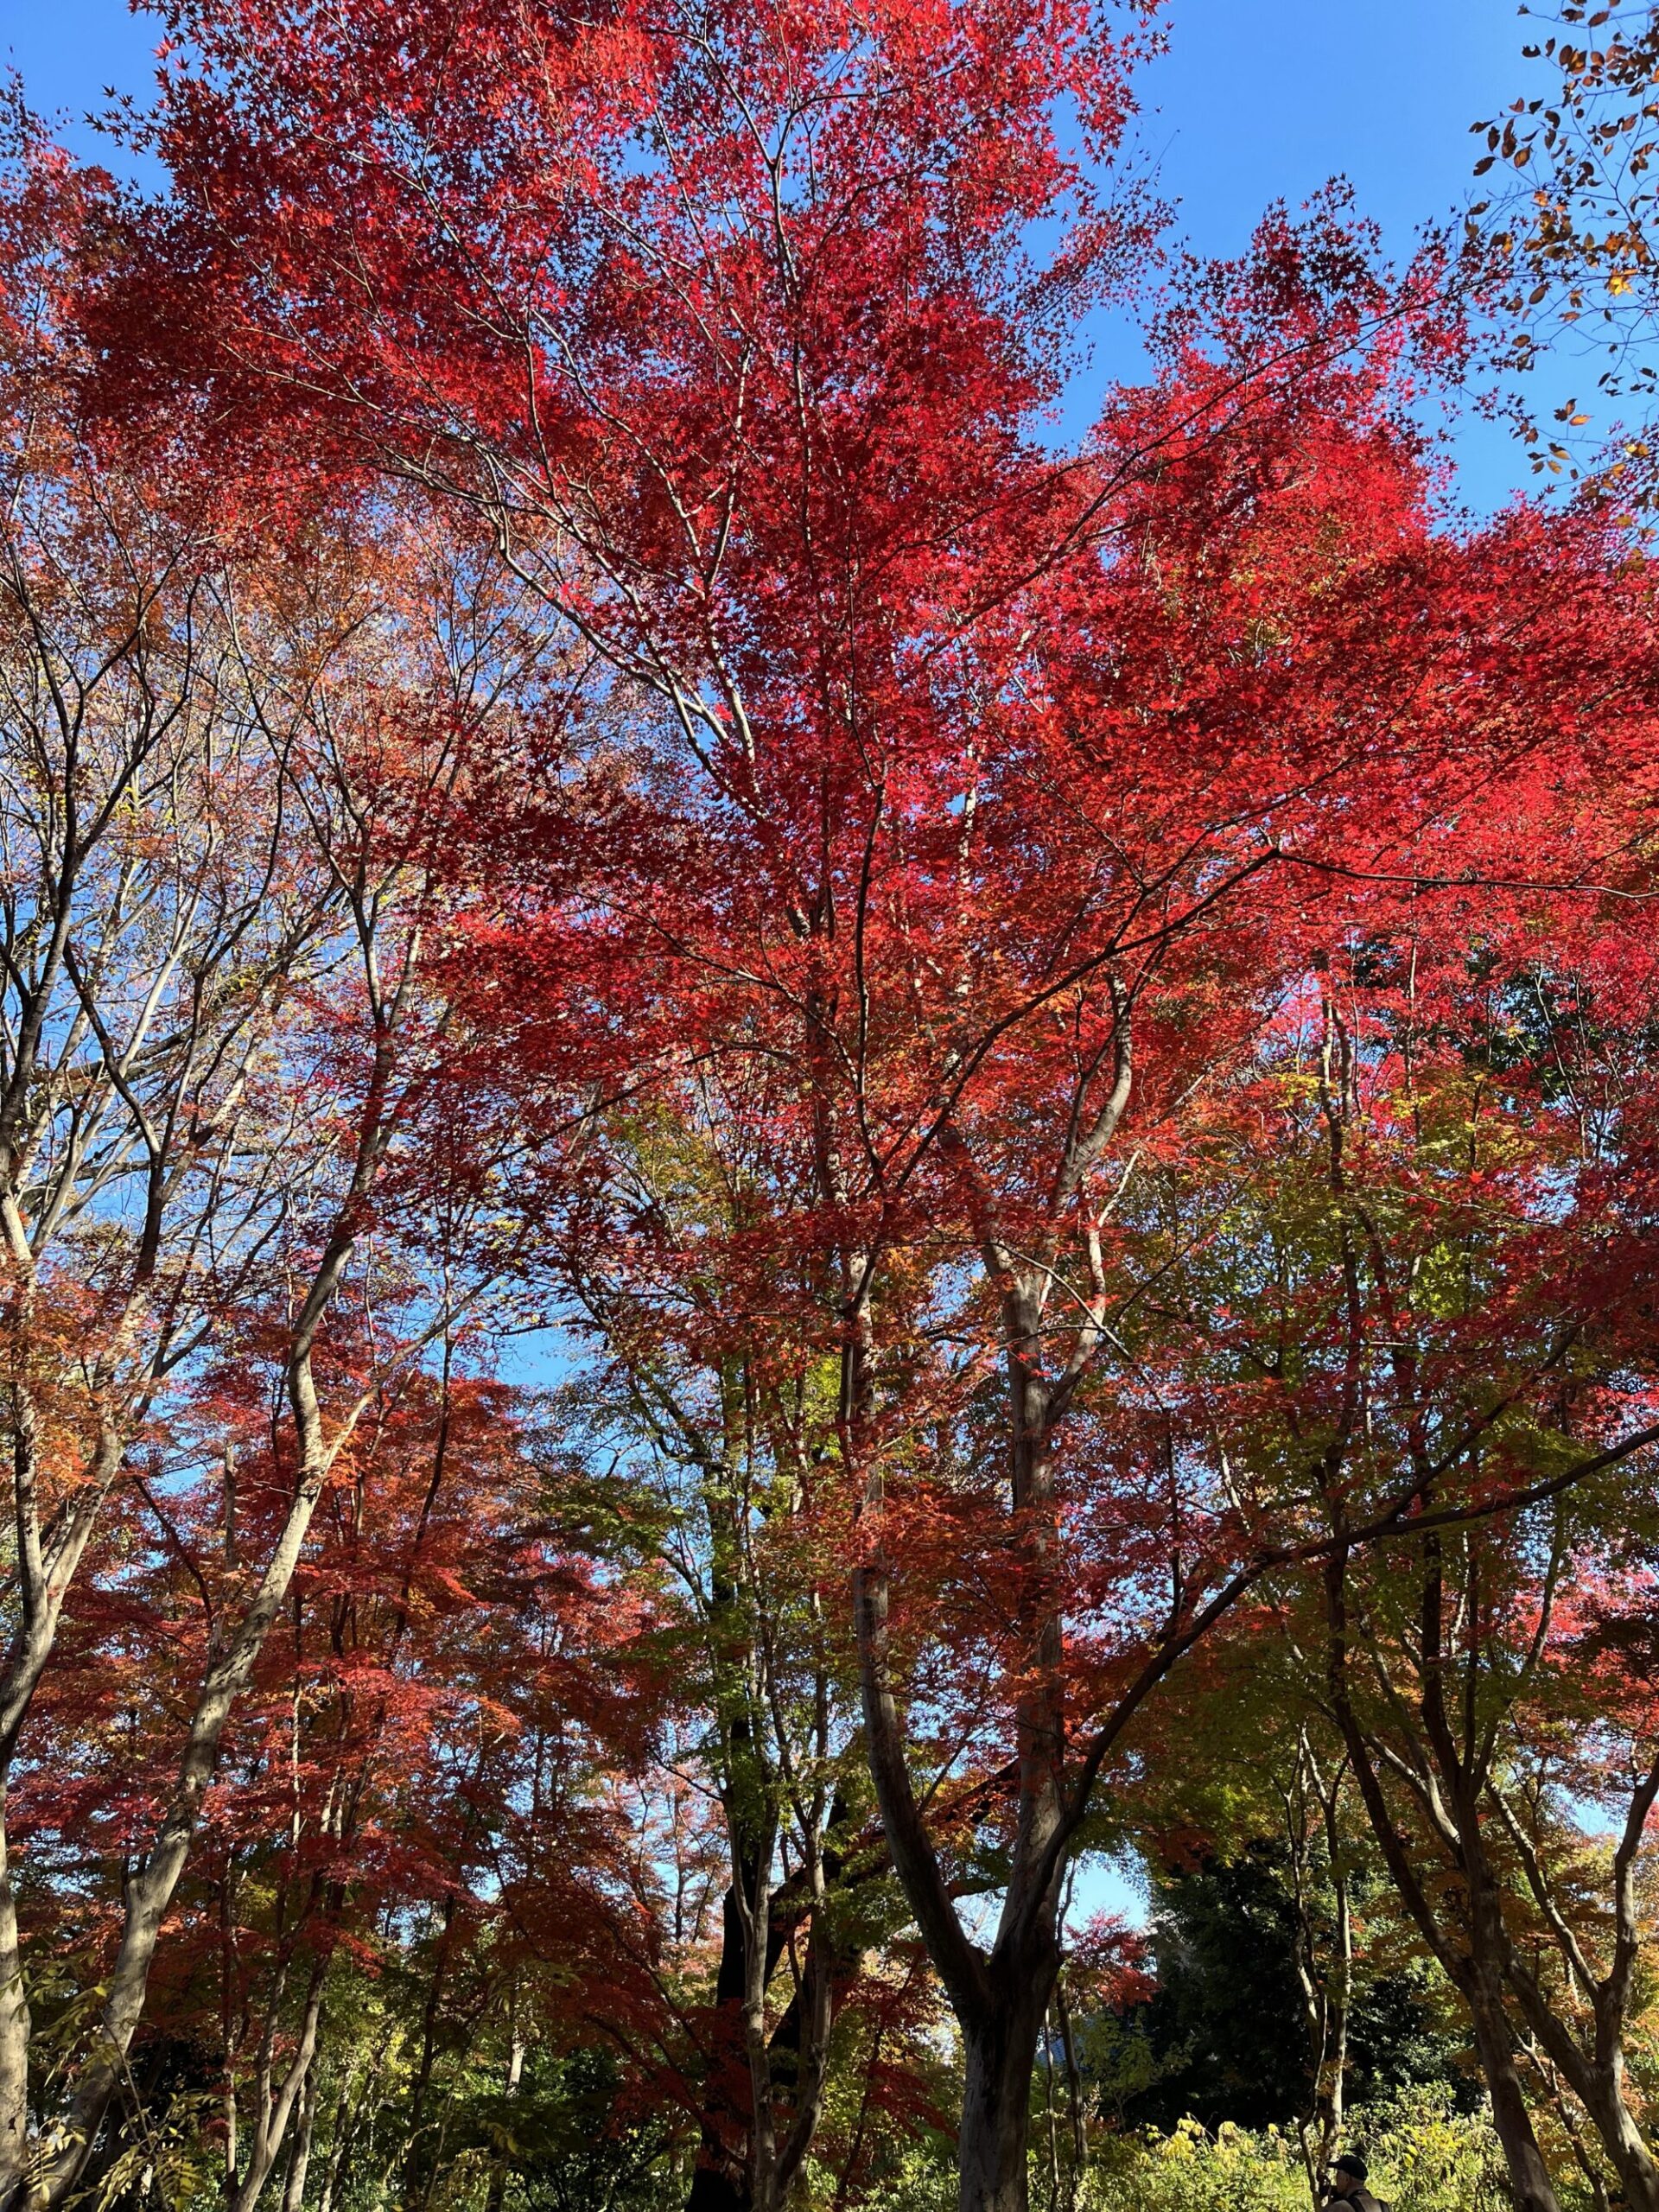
316,2045,385,2212
1291,1753,1349,2205
739,1825,779,2212
1053,1981,1085,2205
221,1861,241,2196
1542,2061,1613,2212
770,1903,836,2205
956,1295,1069,2212
849,1257,1076,2212
1443,1798,1562,2212
1040,2008,1060,2212
1486,1752,1659,2212
280,2067,317,2212
483,2032,524,2212
1452,1782,1567,2212
1324,1551,1564,2212
229,1973,324,2212
1499,1965,1659,2212
1319,1789,1351,2176
0,1797,28,2207
1390,1871,1563,2212
686,1883,754,2212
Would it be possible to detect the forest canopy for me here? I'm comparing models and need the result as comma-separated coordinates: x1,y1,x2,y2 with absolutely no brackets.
0,5,1658,2212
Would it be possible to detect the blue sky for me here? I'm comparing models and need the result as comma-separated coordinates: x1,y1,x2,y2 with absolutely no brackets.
1146,0,1528,256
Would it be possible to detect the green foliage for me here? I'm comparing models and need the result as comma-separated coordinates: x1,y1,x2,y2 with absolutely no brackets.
1084,2117,1312,2212
854,2089,1511,2212
844,2139,957,2212
493,2048,678,2212
1099,1845,1315,2132
306,2029,683,2212
1086,1847,1472,2136
1349,2088,1511,2212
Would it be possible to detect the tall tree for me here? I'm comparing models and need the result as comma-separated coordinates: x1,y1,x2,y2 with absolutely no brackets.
1169,906,1659,2212
0,162,608,2188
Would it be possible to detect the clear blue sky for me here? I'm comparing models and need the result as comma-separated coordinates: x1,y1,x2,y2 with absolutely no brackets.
2,0,1563,507
1146,0,1527,255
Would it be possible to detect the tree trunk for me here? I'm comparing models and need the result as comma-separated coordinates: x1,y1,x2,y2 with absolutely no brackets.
0,1796,28,2207
230,1972,324,2212
957,1979,1053,2212
1575,2067,1659,2212
1486,1758,1659,2212
1465,1984,1563,2212
1500,1966,1659,2212
316,2048,383,2212
280,2066,317,2212
772,1918,835,2209
1324,1551,1563,2212
483,2032,525,2212
686,1882,756,2212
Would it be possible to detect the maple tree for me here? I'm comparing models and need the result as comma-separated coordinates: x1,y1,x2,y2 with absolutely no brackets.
1157,887,1659,2212
0,140,631,2201
52,1354,658,2212
0,145,347,2204
537,284,1659,2212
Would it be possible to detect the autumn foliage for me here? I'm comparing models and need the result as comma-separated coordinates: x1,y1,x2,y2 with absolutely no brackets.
0,7,1655,2212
